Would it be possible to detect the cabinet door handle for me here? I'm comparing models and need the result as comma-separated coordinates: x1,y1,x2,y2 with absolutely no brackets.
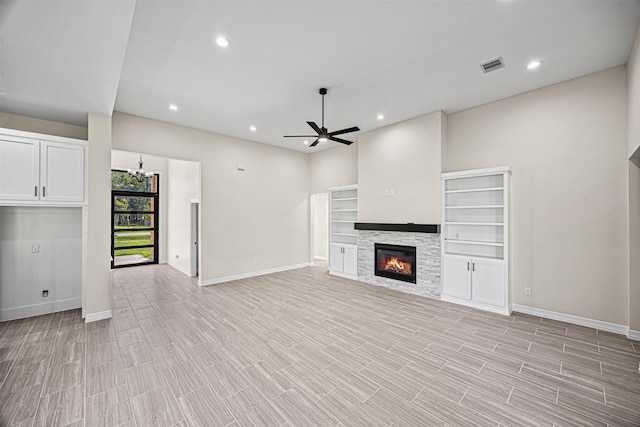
43,186,46,197
467,262,470,271
34,186,38,197
472,262,475,272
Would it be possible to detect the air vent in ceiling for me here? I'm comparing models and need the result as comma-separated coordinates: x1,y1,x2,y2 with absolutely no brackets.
481,57,505,73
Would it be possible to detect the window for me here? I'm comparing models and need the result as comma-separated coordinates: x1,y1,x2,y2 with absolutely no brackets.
111,170,159,268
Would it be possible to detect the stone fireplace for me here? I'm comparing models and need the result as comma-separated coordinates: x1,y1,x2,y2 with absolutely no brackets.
356,223,441,299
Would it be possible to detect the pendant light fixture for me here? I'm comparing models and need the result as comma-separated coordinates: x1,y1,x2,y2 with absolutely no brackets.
128,155,153,182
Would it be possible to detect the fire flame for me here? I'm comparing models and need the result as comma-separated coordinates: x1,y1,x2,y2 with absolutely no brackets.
384,257,411,274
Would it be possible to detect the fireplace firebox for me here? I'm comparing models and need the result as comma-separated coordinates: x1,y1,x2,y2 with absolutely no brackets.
374,243,417,284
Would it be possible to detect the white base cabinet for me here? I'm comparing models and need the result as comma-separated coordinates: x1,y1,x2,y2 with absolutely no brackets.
442,255,508,315
0,129,85,205
330,243,358,279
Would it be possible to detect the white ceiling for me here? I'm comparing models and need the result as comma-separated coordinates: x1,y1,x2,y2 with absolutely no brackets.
2,1,640,152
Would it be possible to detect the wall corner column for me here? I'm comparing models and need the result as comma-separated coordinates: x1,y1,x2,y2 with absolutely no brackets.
84,113,112,321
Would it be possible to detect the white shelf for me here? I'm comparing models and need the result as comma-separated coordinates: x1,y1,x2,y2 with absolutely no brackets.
332,209,357,212
332,220,355,223
445,239,504,247
332,197,357,201
445,205,503,209
444,252,504,260
444,187,503,194
444,222,504,226
332,232,357,237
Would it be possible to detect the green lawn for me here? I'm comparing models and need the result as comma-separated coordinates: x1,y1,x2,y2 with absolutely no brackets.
114,231,153,259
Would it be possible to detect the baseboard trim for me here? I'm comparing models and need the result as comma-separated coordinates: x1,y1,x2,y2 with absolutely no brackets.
313,256,327,261
0,297,82,322
512,304,630,336
628,329,640,342
168,261,191,277
84,310,112,323
199,262,311,287
329,270,358,281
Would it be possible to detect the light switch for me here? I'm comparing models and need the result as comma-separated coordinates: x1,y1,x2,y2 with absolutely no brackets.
32,244,40,253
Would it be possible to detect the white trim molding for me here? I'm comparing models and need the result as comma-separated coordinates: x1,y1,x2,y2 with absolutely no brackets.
199,262,311,287
628,329,640,342
84,310,113,323
0,297,81,322
511,304,634,338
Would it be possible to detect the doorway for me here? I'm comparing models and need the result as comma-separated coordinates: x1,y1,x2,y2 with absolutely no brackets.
310,192,329,266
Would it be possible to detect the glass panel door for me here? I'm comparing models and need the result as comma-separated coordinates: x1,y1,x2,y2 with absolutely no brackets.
111,170,159,268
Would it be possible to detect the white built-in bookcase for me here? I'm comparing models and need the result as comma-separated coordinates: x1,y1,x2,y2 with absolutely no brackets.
329,184,358,279
441,166,511,315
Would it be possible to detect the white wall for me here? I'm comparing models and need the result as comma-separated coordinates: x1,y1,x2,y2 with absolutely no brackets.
628,27,640,158
0,207,82,321
447,67,628,325
309,144,358,194
627,26,640,332
167,158,201,275
358,111,445,224
312,192,329,260
85,113,112,318
0,112,88,140
111,112,310,283
111,150,169,263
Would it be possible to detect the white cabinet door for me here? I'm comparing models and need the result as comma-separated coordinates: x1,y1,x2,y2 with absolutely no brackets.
40,141,84,202
471,258,505,307
0,137,39,201
343,244,358,277
330,243,344,273
443,255,472,300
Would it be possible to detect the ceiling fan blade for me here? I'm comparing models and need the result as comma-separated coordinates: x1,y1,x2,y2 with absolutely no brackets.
328,126,360,136
329,136,354,145
307,121,322,134
283,135,317,138
309,138,320,147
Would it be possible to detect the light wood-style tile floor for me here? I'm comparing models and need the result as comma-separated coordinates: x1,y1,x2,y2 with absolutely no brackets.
1,264,639,426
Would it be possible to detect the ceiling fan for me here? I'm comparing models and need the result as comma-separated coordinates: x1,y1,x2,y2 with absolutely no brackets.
284,88,360,147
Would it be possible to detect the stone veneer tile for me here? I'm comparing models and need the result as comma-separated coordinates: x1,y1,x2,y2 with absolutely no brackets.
357,230,441,299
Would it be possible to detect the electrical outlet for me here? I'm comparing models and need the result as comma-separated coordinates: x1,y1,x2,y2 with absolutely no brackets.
254,259,259,265
524,287,532,296
389,189,394,197
42,290,49,298
384,190,389,197
32,244,40,253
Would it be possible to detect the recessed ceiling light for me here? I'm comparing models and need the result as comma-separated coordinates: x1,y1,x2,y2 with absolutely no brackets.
216,37,230,47
304,140,309,145
377,114,384,120
249,125,256,131
169,104,178,111
527,60,543,70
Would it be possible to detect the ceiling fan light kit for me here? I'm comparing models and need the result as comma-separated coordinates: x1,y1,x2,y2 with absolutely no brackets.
284,88,360,148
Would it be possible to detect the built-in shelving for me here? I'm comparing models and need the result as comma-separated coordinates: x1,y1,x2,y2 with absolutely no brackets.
329,184,358,279
441,166,511,316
